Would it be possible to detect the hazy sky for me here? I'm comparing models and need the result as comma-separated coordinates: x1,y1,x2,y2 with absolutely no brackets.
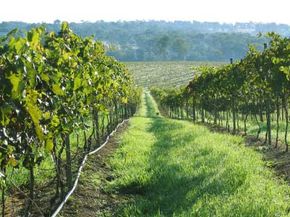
1,0,290,24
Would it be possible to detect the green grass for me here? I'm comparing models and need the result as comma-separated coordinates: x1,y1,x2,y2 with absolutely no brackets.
125,60,289,147
246,119,290,145
125,61,224,88
108,91,290,217
168,107,290,148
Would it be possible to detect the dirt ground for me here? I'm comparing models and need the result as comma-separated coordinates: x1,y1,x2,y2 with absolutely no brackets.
59,122,131,217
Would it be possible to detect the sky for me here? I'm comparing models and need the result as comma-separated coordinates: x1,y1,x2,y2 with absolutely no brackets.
1,0,290,24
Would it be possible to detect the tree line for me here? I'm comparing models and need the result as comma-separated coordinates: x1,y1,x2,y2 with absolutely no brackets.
0,21,279,61
0,23,140,216
151,32,289,151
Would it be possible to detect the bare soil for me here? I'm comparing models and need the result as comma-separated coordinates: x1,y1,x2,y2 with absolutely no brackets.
59,122,131,217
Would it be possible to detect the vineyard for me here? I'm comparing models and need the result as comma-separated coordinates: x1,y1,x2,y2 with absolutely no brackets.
60,91,290,216
126,61,223,88
0,23,140,216
151,33,290,152
1,22,290,217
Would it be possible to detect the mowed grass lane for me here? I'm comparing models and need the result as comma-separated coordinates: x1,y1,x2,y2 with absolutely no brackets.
107,92,290,217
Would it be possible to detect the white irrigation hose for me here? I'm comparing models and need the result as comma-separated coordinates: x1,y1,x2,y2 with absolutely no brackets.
51,119,129,217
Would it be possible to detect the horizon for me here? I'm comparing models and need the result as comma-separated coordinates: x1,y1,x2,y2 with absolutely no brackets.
1,19,290,26
1,0,290,25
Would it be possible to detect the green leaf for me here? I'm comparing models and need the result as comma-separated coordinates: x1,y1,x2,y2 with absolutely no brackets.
25,63,36,87
8,73,22,99
45,137,54,151
0,105,12,126
61,22,69,32
52,84,65,96
41,73,50,83
43,112,50,120
27,29,40,48
51,115,60,127
14,38,26,53
25,90,44,141
121,97,128,104
73,75,82,91
8,157,17,167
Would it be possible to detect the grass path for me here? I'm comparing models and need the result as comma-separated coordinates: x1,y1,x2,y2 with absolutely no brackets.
108,91,290,217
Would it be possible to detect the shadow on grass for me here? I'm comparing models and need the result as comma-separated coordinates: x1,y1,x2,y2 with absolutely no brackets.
145,118,206,216
115,93,249,216
197,120,290,185
118,117,244,216
144,92,159,118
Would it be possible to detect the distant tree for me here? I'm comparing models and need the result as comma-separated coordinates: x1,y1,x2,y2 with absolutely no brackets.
0,20,275,61
53,19,61,25
155,35,170,59
172,37,189,60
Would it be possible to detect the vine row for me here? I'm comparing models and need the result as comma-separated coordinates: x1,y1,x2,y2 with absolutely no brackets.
152,32,289,151
0,23,140,216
